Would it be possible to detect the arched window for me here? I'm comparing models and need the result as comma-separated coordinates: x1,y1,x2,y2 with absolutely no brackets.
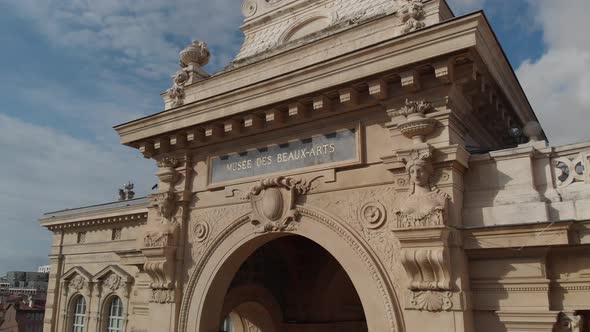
106,296,124,332
72,296,87,332
221,315,234,332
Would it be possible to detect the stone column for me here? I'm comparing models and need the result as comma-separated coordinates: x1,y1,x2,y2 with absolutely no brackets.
382,98,474,332
87,283,101,332
43,230,64,332
56,281,69,332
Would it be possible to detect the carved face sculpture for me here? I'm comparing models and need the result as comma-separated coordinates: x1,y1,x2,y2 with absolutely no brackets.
409,163,431,188
173,70,189,85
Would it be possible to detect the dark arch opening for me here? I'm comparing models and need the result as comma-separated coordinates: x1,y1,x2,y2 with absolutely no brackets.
220,235,367,332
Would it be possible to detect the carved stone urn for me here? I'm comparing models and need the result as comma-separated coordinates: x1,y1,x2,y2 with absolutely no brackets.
395,99,436,144
179,40,210,68
156,157,180,185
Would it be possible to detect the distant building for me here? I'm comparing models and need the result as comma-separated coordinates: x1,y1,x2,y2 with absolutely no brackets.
36,266,50,274
0,302,44,332
3,272,47,293
0,284,8,295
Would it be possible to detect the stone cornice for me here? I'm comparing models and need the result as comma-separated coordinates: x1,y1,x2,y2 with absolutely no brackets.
115,13,537,149
462,221,574,250
42,212,148,232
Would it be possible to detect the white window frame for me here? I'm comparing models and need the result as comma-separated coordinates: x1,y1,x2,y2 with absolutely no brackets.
72,296,87,332
106,296,124,332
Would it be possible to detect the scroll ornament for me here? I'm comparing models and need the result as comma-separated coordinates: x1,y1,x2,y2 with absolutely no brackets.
245,176,316,233
144,258,175,304
402,248,453,311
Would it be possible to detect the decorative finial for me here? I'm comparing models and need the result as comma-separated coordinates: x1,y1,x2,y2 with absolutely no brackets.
118,181,135,201
523,121,543,143
179,40,210,68
167,40,211,108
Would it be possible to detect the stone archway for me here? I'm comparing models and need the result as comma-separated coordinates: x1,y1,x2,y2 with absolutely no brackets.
179,205,404,332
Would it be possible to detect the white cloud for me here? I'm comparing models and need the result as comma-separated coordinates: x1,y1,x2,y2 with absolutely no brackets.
0,113,155,272
517,0,590,145
8,0,245,78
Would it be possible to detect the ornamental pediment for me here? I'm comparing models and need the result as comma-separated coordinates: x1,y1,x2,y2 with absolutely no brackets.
236,0,452,62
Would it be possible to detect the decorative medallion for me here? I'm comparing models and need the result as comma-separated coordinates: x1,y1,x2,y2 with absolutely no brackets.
242,0,258,17
192,221,210,243
359,201,386,229
245,176,316,233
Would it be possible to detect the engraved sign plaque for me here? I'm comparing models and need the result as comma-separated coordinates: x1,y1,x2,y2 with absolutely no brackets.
209,126,359,186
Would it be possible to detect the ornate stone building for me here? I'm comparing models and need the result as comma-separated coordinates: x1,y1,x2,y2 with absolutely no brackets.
40,1,590,331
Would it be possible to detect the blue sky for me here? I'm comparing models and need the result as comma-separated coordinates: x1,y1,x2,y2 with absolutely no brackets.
0,0,589,274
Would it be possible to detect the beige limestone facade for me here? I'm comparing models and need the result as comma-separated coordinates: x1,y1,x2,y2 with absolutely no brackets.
39,1,590,331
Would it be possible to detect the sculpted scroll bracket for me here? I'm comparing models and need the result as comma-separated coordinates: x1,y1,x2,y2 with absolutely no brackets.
244,176,317,233
142,168,185,303
143,251,176,304
389,147,457,311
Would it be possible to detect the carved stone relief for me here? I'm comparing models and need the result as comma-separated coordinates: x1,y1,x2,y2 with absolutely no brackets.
399,0,426,33
142,157,186,303
310,185,406,293
554,312,585,332
179,188,401,332
390,147,455,311
189,204,251,263
144,258,175,304
151,288,175,304
554,152,590,188
244,176,315,233
410,290,452,311
235,0,404,61
167,41,211,107
388,99,436,144
394,149,450,229
103,273,122,293
69,275,87,292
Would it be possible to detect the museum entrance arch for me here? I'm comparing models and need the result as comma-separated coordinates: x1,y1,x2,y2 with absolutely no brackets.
219,236,367,332
181,209,403,332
